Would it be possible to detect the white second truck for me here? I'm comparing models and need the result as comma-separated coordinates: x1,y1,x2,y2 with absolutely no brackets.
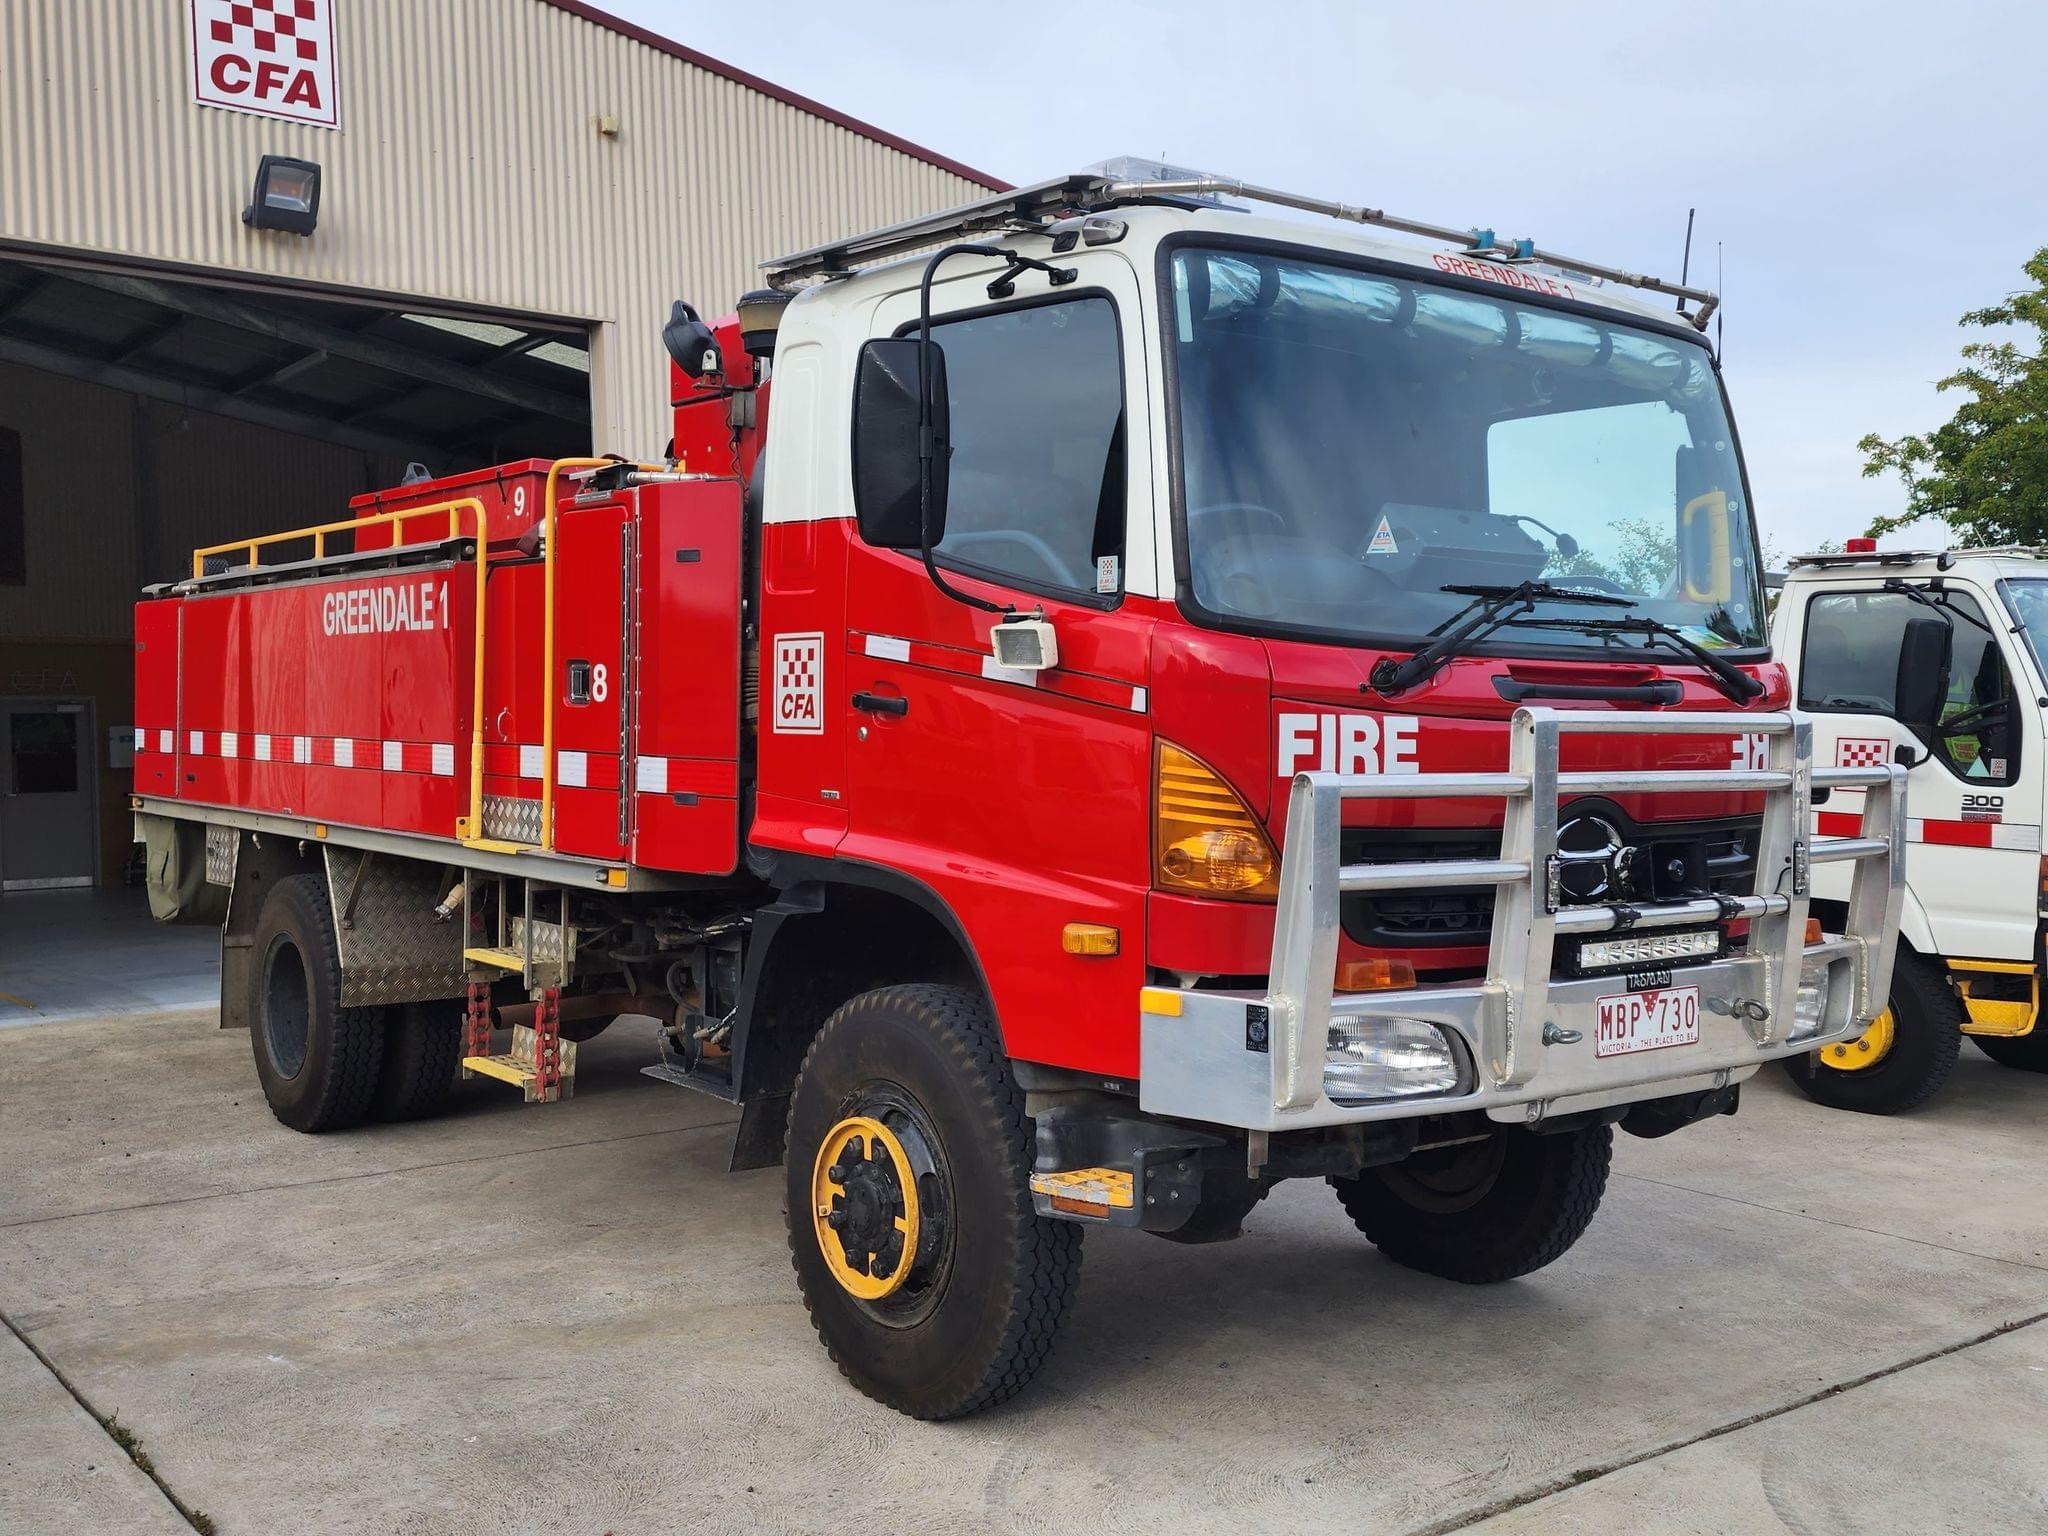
1775,540,2048,1111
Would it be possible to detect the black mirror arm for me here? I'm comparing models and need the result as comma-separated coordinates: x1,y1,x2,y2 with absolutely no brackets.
916,244,1015,617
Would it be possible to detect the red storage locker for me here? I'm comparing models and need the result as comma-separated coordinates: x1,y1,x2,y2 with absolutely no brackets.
630,478,744,875
351,459,555,552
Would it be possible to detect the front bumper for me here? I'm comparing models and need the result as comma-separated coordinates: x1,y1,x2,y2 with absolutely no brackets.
1139,707,1908,1133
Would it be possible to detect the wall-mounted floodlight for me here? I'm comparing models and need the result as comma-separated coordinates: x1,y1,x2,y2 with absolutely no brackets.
242,155,322,236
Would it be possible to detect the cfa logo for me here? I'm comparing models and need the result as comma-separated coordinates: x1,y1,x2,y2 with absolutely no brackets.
190,0,341,129
1278,713,1420,777
772,633,824,735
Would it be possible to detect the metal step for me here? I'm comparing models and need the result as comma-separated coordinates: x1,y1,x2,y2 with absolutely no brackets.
462,945,526,972
640,1054,740,1103
463,1024,577,1103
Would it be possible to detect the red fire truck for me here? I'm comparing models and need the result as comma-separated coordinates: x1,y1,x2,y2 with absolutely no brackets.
133,165,1905,1418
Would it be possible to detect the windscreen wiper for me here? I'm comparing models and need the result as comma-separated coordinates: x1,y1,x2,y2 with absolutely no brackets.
1515,614,1766,702
1370,581,1635,697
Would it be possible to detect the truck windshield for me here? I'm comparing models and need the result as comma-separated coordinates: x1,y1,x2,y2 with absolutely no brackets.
1167,246,1767,653
2001,579,2048,679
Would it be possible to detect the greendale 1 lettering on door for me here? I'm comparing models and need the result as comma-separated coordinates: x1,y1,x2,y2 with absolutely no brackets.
1278,713,1421,776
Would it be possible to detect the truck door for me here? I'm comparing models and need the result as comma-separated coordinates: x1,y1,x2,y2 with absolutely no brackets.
836,263,1157,1074
1793,583,2037,960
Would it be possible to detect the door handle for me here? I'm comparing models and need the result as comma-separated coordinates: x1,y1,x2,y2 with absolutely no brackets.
851,691,909,718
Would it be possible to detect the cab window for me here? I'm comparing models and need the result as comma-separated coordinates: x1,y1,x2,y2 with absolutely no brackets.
1798,589,2018,783
926,296,1125,601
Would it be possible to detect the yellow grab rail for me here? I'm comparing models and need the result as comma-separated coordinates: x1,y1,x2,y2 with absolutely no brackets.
188,497,494,844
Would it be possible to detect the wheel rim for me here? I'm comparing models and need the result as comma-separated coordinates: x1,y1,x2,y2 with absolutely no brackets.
811,1114,925,1301
262,938,312,1080
1821,1005,1895,1072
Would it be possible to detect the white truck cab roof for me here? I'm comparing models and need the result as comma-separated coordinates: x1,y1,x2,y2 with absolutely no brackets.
764,160,1720,342
1784,545,2048,585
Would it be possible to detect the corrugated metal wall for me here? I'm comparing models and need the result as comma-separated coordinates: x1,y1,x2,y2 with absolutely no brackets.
0,0,995,454
0,360,400,641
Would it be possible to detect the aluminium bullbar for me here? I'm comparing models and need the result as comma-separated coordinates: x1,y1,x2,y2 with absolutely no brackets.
1138,707,1905,1132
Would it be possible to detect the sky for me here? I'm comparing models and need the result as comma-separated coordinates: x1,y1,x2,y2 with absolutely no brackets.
605,0,2046,560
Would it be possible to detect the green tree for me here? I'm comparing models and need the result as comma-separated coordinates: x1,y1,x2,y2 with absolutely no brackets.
1860,247,2048,544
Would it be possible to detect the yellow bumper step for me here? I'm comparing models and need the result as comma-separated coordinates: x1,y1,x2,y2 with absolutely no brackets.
1030,1166,1135,1218
462,1024,577,1103
463,946,527,973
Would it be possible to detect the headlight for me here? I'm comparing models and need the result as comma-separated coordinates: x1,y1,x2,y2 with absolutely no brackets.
1790,957,1832,1041
1324,1016,1465,1104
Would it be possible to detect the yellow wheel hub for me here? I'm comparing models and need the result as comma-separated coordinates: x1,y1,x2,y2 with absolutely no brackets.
811,1115,921,1300
1821,1005,1895,1072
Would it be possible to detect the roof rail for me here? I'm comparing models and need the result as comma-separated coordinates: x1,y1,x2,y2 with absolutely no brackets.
1787,549,1947,570
761,161,1720,329
1789,544,2048,571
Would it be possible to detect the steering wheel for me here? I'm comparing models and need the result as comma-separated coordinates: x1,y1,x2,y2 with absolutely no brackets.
942,528,1078,588
1939,698,2010,736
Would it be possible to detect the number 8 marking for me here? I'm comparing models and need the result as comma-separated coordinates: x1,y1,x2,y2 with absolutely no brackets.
591,663,609,703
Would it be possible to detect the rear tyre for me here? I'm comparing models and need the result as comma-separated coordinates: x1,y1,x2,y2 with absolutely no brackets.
1974,1028,2048,1073
784,983,1082,1419
1784,951,1961,1114
247,873,385,1133
372,998,464,1121
1328,1124,1611,1284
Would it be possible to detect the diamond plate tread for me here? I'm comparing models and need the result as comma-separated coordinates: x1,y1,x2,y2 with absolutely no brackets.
325,847,467,1007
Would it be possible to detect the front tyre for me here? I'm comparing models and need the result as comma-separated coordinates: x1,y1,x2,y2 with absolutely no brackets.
784,984,1081,1419
1973,1028,2048,1073
1329,1124,1612,1284
1784,951,1961,1114
247,872,385,1133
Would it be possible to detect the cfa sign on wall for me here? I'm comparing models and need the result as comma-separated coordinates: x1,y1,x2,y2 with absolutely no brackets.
188,0,341,130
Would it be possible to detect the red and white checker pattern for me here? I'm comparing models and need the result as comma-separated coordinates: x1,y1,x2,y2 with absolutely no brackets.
772,632,825,735
1835,737,1891,768
190,0,340,129
209,0,322,62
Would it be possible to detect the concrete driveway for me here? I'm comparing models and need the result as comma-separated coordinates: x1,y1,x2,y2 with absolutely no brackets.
2,1011,2044,1535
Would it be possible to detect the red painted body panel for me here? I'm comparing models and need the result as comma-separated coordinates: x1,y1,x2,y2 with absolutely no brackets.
131,601,182,800
831,524,1155,1078
631,479,745,875
160,563,474,837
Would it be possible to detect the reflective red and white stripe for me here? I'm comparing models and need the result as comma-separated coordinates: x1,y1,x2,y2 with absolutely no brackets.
1817,809,2041,852
147,731,458,778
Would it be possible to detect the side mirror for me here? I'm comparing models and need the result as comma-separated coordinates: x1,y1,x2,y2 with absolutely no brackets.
662,300,720,380
851,337,948,551
1894,613,1953,736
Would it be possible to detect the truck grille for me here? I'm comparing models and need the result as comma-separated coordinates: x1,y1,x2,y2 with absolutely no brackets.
1340,809,1762,949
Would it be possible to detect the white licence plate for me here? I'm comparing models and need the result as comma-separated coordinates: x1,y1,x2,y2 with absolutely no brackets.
1594,986,1701,1058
